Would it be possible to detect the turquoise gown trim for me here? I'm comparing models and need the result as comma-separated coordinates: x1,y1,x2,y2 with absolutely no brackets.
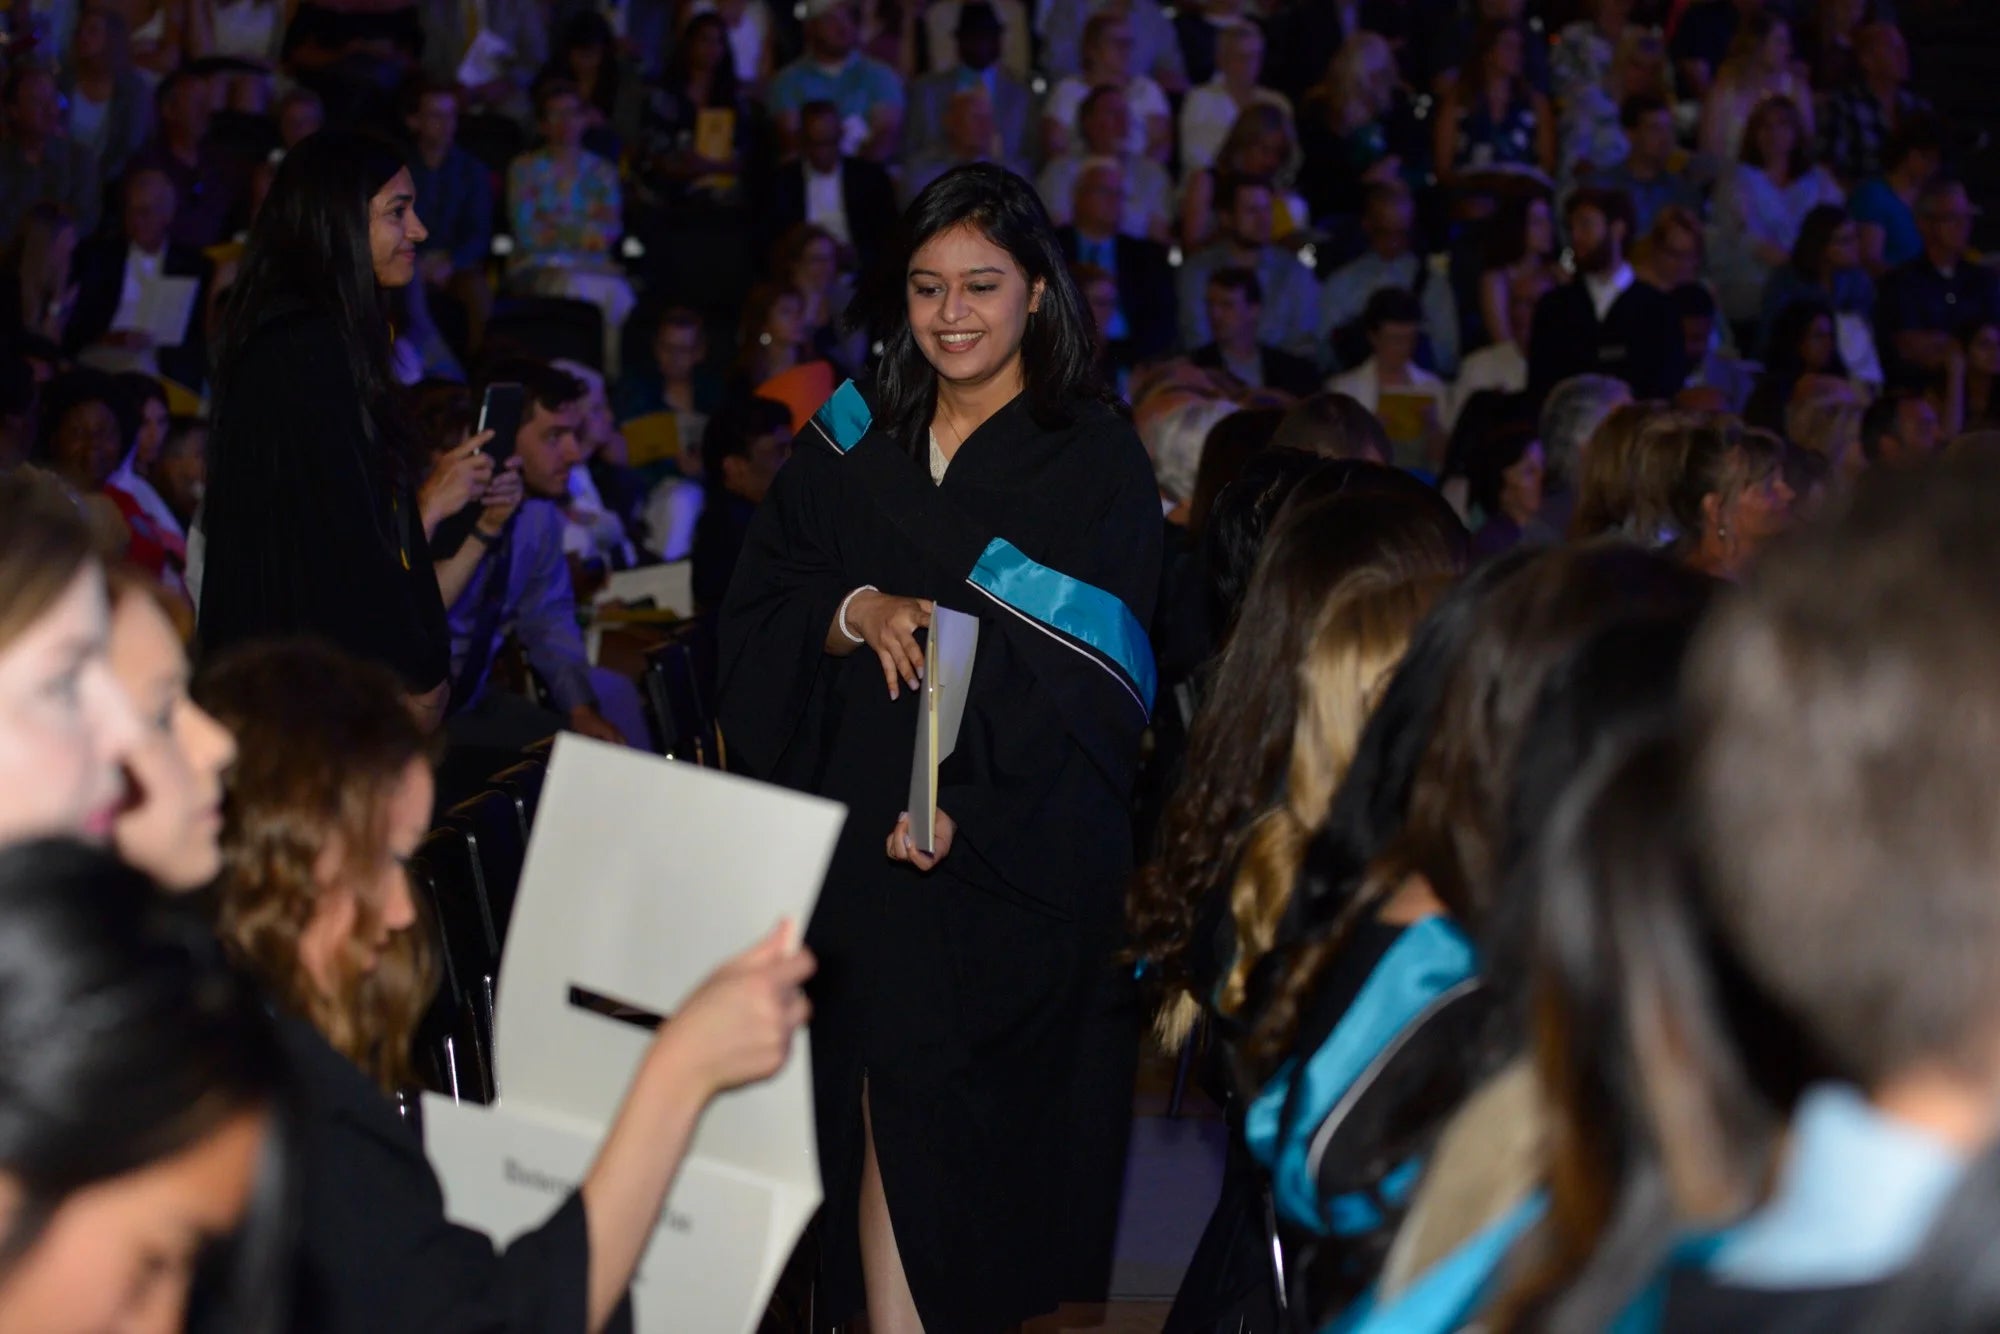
1324,1192,1548,1334
1245,916,1478,1234
809,378,1158,715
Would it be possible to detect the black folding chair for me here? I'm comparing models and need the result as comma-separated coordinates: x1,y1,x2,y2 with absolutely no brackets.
443,789,529,954
408,835,500,1098
489,757,550,842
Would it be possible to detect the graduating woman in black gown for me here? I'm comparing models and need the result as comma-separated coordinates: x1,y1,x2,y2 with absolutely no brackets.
719,164,1164,1332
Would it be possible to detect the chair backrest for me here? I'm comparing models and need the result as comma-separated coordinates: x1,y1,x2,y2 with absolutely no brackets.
409,880,496,1104
444,789,529,953
487,295,605,370
489,758,549,842
643,638,707,756
407,834,500,1098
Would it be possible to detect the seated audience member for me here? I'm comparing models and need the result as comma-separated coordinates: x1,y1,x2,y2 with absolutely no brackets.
1708,95,1844,329
197,638,814,1334
726,282,835,431
766,0,904,162
1038,85,1174,241
1449,272,1546,432
1954,320,2000,433
67,167,214,391
920,0,1032,82
692,394,792,613
1747,294,1848,423
0,65,100,240
537,10,643,161
1323,179,1460,375
1788,391,1869,489
1174,0,1262,89
507,80,635,377
61,5,152,186
1473,191,1558,354
1179,22,1292,174
631,11,750,215
1678,281,1760,413
1189,106,1312,257
903,86,1024,204
764,100,899,278
1876,179,2000,386
1586,93,1704,236
903,3,1033,169
1326,287,1448,472
615,305,723,471
1057,161,1178,367
33,369,136,553
0,203,78,348
1191,266,1321,399
1559,26,1673,188
1267,390,1394,466
1698,12,1815,163
1568,397,1658,539
1181,174,1321,360
1550,0,1630,107
1073,262,1125,393
403,78,494,354
1043,11,1171,163
1294,30,1427,226
1759,203,1878,373
1038,0,1185,92
1529,187,1688,406
551,358,643,569
102,373,186,587
1821,20,1929,187
1860,387,1943,471
148,413,205,534
1849,116,1942,275
773,223,868,376
1659,415,1794,580
129,68,248,251
1661,455,2000,1328
1432,19,1556,188
438,361,645,757
1534,372,1631,539
1463,415,1545,559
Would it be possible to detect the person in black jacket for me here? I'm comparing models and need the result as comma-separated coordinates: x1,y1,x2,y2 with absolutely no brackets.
66,165,214,391
1526,186,1689,410
1056,159,1178,366
691,392,793,614
199,640,816,1334
1189,265,1323,398
763,100,899,280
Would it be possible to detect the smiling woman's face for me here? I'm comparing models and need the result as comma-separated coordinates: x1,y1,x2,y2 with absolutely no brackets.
367,167,426,289
906,222,1044,396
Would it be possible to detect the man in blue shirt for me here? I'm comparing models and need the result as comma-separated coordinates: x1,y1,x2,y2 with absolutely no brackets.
403,79,494,352
766,0,905,163
1319,179,1460,375
1177,174,1321,360
1586,95,1702,237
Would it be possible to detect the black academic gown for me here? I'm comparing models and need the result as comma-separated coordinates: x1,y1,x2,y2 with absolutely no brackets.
719,381,1163,1332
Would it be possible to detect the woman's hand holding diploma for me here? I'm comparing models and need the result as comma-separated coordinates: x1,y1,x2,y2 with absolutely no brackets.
887,809,955,870
829,590,933,700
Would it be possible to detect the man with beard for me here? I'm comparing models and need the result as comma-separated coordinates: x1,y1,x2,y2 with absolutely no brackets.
1526,185,1690,409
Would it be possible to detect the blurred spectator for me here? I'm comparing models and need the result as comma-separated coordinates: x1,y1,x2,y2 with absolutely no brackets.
31,369,129,552
767,0,905,163
1535,371,1631,538
1463,414,1544,559
1586,92,1704,235
903,87,1024,203
1708,95,1843,327
67,167,214,391
1326,286,1448,471
1953,320,2000,433
624,326,717,560
280,0,424,111
1860,386,1943,469
1432,19,1556,188
1072,261,1124,392
1039,0,1186,93
123,0,206,78
506,79,634,376
0,202,79,347
537,10,642,160
0,66,100,240
1760,204,1878,372
1672,421,1793,580
430,0,544,124
1671,0,1760,98
1450,270,1547,430
1038,85,1174,240
1821,20,1928,186
1295,30,1427,224
1876,179,1999,383
1430,0,1553,97
1475,190,1559,351
1849,115,1942,274
1744,297,1849,432
905,3,1033,170
402,79,493,355
728,281,836,430
691,393,791,613
1560,27,1673,185
102,372,185,586
1057,160,1178,366
771,222,867,375
1190,266,1321,398
1178,174,1321,359
1529,186,1688,404
1044,13,1172,163
1698,12,1815,162
60,5,152,186
1173,0,1257,87
550,358,641,568
275,85,324,149
129,67,247,250
1798,0,1872,92
1176,102,1304,252
764,100,899,276
922,0,1031,82
688,0,777,90
1677,279,1760,413
1322,180,1460,374
1551,0,1639,108
146,412,205,534
632,12,750,214
1263,0,1414,106
1179,23,1292,174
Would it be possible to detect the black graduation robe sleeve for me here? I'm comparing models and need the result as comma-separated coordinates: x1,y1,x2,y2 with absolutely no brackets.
197,311,449,692
277,1015,626,1334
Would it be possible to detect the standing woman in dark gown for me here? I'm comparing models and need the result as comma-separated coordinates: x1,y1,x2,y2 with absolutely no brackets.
198,130,483,730
719,163,1163,1332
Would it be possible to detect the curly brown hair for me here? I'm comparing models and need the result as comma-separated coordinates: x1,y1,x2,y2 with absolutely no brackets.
196,639,441,1095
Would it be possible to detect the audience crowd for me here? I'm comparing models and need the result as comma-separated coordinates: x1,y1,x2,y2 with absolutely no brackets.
1,0,1999,1330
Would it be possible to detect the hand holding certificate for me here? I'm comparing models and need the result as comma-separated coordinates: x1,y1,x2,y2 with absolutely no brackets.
903,605,978,857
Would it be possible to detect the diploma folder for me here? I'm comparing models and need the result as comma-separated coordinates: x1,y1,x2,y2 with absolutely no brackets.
905,606,979,855
420,735,847,1334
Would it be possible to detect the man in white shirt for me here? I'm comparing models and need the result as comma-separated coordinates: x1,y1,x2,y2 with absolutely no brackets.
1447,271,1547,430
1325,287,1447,470
1042,11,1171,162
1178,22,1292,173
67,167,213,389
1320,180,1460,375
1037,85,1173,240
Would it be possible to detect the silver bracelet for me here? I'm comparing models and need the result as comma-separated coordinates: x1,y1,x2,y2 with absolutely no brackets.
837,585,877,645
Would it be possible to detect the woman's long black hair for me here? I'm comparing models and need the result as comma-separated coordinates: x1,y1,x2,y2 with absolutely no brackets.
214,129,413,479
850,162,1117,459
0,840,292,1331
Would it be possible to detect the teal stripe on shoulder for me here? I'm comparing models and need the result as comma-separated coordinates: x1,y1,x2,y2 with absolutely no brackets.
968,537,1157,716
811,379,873,453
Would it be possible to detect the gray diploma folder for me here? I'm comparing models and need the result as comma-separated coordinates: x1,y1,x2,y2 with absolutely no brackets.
906,606,979,855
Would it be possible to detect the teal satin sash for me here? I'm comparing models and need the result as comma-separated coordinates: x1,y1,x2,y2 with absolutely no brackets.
1324,1192,1548,1334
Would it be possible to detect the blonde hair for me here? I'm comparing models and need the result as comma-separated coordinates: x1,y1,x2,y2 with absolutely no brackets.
1568,400,1661,539
1215,576,1447,1019
1329,31,1397,131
